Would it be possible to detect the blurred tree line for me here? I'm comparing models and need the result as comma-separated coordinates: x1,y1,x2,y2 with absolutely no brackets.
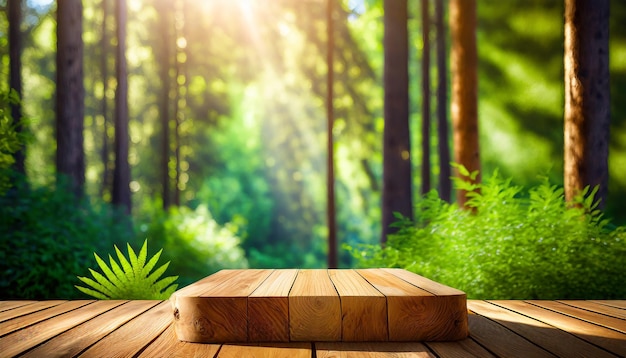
1,0,625,298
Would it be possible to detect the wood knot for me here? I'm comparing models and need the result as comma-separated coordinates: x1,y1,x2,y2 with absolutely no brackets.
173,308,180,320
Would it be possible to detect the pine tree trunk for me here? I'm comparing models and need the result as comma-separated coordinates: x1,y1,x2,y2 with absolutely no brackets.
564,0,610,208
420,0,431,196
382,0,413,243
450,0,479,208
326,0,337,268
436,0,451,202
56,0,85,197
112,0,131,214
8,0,25,177
100,0,111,199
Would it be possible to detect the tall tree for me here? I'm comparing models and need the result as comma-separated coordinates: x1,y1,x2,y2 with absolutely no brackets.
420,0,431,195
111,0,131,213
382,0,412,243
435,0,451,202
99,0,111,198
326,0,337,268
8,0,25,177
564,0,610,208
449,0,479,208
158,0,173,210
56,0,85,197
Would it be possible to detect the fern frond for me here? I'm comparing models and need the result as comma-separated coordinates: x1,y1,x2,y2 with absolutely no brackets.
136,239,148,275
141,248,163,278
75,285,109,300
94,253,122,288
77,275,115,298
127,242,141,279
114,244,134,281
108,254,127,285
152,275,178,294
146,261,170,285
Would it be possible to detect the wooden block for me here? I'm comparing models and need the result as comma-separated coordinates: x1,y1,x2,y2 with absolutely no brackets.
289,269,341,341
358,269,467,341
329,269,388,341
172,269,273,342
248,269,298,342
218,343,312,358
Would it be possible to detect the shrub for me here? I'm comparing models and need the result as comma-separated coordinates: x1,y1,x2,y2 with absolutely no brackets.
349,169,626,299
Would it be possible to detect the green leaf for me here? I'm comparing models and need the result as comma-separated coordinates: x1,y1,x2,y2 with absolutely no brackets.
141,248,163,277
146,261,170,285
75,285,108,300
94,253,121,288
115,245,134,281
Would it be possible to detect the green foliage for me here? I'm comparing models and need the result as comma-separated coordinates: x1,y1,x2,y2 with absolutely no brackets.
137,202,248,287
349,168,626,299
0,90,26,193
0,177,137,299
76,240,178,300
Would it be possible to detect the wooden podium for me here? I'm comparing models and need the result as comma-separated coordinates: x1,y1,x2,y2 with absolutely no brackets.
170,268,468,343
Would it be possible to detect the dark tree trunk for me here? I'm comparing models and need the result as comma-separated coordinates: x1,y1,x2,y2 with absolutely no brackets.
326,0,337,268
420,0,431,196
100,0,111,199
564,0,610,208
56,0,85,197
450,0,479,208
159,1,172,210
436,0,451,202
382,0,413,243
8,0,25,177
112,0,131,214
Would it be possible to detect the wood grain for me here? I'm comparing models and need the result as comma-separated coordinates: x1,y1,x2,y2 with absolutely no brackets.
0,300,91,336
591,300,626,309
0,301,36,313
529,300,626,334
0,300,123,357
316,342,436,357
558,300,626,320
468,300,615,358
425,338,496,358
173,269,273,342
329,269,387,341
218,343,311,358
138,323,221,358
248,269,298,342
0,300,65,323
23,300,158,358
289,269,341,341
80,301,172,357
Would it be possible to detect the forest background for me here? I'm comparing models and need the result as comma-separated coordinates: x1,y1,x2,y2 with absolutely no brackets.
1,0,625,299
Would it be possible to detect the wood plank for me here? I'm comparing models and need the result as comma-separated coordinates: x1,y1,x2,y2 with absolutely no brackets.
138,323,221,358
591,300,626,310
529,300,626,334
289,269,341,341
382,268,465,296
80,301,172,357
425,338,497,358
492,300,626,357
173,269,273,342
468,300,615,358
23,300,159,358
358,269,466,341
468,310,557,358
0,300,91,336
329,269,388,341
218,343,311,358
558,300,626,320
316,342,435,357
0,300,124,357
0,301,36,313
171,270,238,298
248,269,298,342
0,300,65,323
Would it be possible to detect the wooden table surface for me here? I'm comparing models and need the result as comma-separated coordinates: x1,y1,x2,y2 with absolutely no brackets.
0,299,624,357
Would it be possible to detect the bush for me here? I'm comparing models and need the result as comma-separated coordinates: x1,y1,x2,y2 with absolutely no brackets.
0,178,137,299
349,169,626,299
137,202,248,287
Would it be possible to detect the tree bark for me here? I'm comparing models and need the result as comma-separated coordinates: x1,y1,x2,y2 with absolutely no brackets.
56,0,85,197
382,0,412,243
8,0,25,176
112,0,131,214
564,0,610,208
420,0,431,196
326,0,337,268
450,0,479,208
436,0,451,202
159,0,172,210
100,0,111,199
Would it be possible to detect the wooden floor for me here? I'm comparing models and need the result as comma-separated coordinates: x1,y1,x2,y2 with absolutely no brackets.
0,299,624,357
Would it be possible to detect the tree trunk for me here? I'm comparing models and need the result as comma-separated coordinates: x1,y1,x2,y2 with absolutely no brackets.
56,0,85,197
326,0,337,268
112,0,131,214
159,1,172,210
8,0,25,177
436,0,451,202
382,0,412,243
450,0,479,208
564,0,610,208
420,0,431,196
100,0,111,199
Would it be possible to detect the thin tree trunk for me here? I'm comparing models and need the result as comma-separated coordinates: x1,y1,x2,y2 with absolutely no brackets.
173,0,185,207
159,1,172,210
382,0,412,243
436,0,451,202
100,0,110,199
112,0,131,214
56,0,85,197
450,0,479,208
564,0,610,208
326,0,337,268
420,0,431,196
8,0,25,177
